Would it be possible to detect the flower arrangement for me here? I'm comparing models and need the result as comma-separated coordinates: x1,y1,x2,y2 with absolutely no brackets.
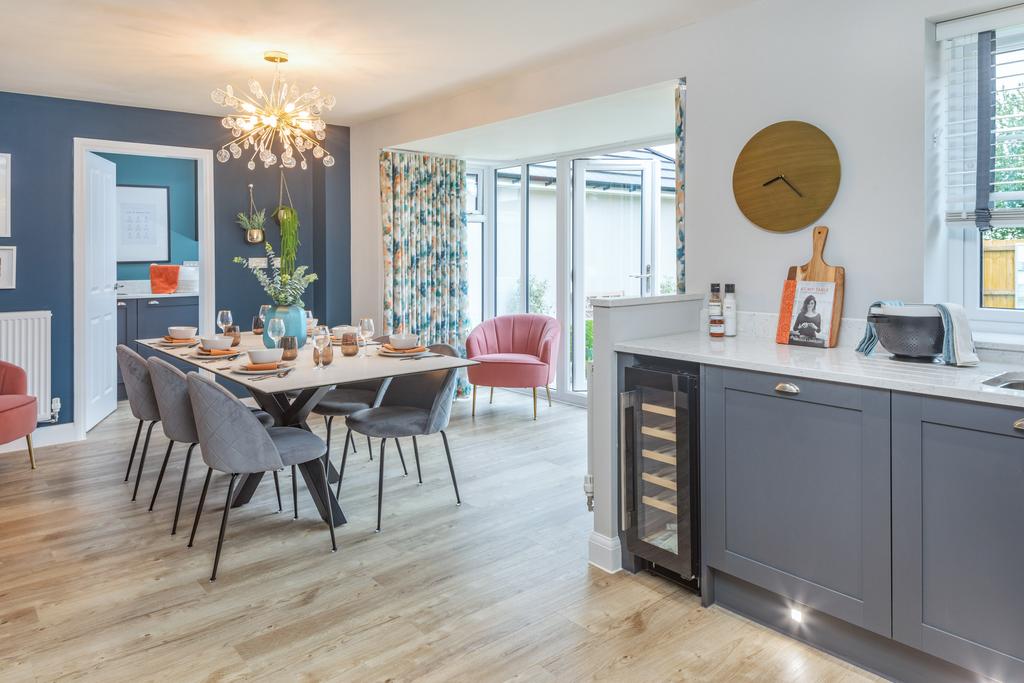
233,242,317,307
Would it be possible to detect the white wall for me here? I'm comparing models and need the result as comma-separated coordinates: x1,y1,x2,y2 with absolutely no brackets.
351,0,997,322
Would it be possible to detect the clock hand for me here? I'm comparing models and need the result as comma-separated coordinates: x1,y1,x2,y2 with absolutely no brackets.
780,175,803,198
762,175,784,188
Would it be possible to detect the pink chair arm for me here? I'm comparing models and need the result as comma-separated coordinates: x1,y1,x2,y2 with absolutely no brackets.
536,326,560,380
0,361,28,396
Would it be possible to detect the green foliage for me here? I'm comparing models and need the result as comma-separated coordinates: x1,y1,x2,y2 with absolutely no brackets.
585,318,593,362
235,208,266,232
506,276,553,315
274,205,300,275
233,242,317,307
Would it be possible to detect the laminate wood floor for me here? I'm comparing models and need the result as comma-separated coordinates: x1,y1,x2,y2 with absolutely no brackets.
0,391,881,682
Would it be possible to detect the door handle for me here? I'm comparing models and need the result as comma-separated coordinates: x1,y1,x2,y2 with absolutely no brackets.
117,301,126,308
619,390,636,532
1013,418,1024,432
147,300,160,305
774,382,800,395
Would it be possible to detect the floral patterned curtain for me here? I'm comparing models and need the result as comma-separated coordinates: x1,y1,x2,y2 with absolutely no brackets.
675,78,687,293
380,150,470,388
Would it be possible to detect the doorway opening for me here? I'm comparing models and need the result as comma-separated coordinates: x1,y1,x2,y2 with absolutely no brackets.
73,139,215,438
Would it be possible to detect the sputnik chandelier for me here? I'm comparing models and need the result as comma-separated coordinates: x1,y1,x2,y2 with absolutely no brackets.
211,50,336,171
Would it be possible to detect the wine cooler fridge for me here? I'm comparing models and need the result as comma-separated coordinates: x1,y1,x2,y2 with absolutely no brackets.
620,359,700,592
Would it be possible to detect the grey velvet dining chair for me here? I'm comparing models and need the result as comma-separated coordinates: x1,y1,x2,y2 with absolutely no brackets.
344,343,462,532
146,357,278,535
116,345,161,502
186,373,336,581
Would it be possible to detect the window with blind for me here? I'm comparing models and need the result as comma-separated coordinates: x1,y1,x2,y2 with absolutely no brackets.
942,8,1024,315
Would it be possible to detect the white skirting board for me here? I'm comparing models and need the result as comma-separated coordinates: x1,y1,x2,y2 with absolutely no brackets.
588,531,623,573
0,422,81,455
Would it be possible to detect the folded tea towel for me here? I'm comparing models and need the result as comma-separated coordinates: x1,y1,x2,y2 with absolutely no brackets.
150,264,180,294
855,300,903,354
935,303,979,367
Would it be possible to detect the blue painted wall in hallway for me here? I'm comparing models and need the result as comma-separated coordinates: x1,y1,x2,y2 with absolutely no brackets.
0,91,351,425
96,153,199,281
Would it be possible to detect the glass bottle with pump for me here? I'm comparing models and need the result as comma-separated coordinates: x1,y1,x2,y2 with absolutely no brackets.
723,284,737,337
709,283,724,338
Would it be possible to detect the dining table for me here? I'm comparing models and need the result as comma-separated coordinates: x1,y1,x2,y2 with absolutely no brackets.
139,333,476,526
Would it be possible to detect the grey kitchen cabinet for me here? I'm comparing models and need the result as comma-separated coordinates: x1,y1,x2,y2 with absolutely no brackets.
892,393,1024,681
116,296,198,400
704,366,892,637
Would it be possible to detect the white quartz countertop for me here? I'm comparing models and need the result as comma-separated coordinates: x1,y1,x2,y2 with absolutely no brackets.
616,332,1024,409
116,291,197,300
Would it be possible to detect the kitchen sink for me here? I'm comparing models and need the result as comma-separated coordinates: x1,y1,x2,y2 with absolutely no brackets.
982,372,1024,391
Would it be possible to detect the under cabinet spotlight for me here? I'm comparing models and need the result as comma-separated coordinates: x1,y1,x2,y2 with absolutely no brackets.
789,607,803,624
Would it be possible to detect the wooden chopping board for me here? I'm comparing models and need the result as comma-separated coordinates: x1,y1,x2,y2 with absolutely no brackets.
786,225,845,348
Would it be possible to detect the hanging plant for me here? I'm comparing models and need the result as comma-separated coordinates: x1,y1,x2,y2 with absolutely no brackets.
275,171,300,275
235,183,265,244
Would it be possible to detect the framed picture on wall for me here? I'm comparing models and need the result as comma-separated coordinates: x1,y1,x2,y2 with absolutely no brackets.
0,153,10,237
116,184,170,263
0,246,15,289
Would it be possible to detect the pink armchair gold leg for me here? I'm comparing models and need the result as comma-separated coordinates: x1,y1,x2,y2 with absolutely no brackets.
489,387,494,404
26,434,35,469
471,385,477,417
532,387,537,420
546,385,552,407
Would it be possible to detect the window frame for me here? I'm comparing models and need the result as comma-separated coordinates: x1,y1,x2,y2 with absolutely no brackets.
950,220,1024,331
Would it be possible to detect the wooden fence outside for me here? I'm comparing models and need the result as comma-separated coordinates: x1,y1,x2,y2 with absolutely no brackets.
982,239,1024,308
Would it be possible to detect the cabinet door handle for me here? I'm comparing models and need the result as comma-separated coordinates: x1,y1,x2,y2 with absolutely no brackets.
117,301,126,308
1014,418,1024,432
619,391,636,532
147,300,160,305
774,382,800,395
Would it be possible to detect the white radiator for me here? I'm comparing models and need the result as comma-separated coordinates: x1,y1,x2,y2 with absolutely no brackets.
0,310,52,421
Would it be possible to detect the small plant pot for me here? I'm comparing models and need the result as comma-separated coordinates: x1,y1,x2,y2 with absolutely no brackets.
245,228,264,244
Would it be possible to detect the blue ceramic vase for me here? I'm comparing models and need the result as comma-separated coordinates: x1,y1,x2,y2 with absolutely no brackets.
262,304,307,349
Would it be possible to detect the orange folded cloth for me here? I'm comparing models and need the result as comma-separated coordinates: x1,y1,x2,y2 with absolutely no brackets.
245,362,280,371
163,336,197,343
382,344,427,354
199,348,235,356
150,264,181,294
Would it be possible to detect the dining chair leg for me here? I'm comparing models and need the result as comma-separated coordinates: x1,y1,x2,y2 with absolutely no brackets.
367,435,373,461
291,464,298,519
395,438,408,476
171,443,196,535
376,438,386,532
148,440,175,511
546,385,552,407
336,428,351,498
211,473,238,581
471,384,477,417
131,421,158,502
411,435,423,484
318,458,337,552
125,419,143,482
348,429,357,454
188,467,213,548
324,415,334,458
273,470,283,512
533,387,538,420
489,386,494,404
26,434,35,470
440,430,462,506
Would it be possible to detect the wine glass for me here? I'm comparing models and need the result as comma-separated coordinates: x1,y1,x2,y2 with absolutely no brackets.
217,310,233,336
258,304,271,328
358,317,375,355
267,317,286,349
313,326,331,369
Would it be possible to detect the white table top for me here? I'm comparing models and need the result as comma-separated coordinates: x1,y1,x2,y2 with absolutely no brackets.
615,331,1024,409
139,333,476,394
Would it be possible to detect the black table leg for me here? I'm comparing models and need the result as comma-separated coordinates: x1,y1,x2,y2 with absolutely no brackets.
297,459,347,525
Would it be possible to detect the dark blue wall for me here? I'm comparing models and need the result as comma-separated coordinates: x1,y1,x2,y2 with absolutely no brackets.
97,153,199,281
0,91,351,425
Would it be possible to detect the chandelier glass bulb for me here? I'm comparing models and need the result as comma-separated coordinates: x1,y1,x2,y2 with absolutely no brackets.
212,51,336,171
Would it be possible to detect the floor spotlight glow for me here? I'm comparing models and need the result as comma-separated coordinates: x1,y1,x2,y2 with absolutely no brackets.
789,607,803,623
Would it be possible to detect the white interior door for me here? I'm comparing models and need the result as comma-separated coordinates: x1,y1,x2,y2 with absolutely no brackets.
571,159,658,391
84,152,118,431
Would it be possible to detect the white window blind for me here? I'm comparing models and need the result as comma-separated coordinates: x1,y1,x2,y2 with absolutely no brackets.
943,18,1024,224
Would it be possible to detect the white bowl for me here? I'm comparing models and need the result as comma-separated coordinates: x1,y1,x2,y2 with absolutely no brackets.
167,326,197,340
248,348,284,364
331,325,356,339
200,336,232,351
389,333,419,350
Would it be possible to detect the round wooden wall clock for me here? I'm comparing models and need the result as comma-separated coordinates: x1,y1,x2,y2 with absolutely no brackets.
732,121,840,233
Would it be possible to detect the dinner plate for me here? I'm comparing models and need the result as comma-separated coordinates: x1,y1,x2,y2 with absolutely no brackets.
159,339,197,347
231,363,293,376
378,349,431,358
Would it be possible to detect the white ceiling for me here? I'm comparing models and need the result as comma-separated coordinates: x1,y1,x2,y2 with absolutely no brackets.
403,81,678,162
0,0,748,125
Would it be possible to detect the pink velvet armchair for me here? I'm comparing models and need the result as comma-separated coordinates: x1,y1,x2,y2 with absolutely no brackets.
465,314,560,420
0,360,37,469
